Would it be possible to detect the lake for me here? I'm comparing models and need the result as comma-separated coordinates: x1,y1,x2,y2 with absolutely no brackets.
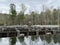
0,34,60,45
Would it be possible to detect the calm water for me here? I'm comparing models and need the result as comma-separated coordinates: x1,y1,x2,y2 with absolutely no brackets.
0,34,60,45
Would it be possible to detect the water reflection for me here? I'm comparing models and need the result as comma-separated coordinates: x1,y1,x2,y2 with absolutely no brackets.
0,34,60,45
18,36,26,45
40,35,52,43
9,37,17,45
31,36,38,41
53,34,60,43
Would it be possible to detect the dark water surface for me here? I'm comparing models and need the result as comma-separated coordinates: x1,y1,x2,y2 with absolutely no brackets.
0,34,60,45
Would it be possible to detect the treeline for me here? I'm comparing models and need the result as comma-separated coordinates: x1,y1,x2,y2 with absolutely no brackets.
6,4,60,25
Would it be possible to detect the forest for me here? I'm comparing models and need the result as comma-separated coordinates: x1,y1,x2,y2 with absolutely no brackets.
2,4,60,25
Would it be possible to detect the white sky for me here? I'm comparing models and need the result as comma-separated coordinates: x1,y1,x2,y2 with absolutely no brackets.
0,0,60,14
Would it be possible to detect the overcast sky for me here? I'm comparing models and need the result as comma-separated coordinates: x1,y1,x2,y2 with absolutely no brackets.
0,0,60,14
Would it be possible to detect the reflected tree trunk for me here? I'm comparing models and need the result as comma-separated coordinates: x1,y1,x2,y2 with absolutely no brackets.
9,37,17,45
